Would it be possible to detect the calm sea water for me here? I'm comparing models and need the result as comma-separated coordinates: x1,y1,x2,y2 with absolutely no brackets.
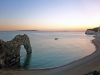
0,31,95,69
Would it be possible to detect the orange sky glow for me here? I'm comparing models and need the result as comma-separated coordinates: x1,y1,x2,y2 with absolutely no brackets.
0,0,100,31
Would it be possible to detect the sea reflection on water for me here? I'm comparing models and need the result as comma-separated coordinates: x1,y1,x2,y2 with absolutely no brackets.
11,54,32,69
20,54,32,68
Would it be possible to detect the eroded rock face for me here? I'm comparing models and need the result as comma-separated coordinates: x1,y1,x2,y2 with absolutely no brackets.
85,29,96,35
0,34,32,68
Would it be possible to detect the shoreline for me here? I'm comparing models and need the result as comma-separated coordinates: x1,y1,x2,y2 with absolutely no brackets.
1,39,100,75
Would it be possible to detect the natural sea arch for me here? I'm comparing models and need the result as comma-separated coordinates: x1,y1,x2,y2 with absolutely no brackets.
0,34,32,68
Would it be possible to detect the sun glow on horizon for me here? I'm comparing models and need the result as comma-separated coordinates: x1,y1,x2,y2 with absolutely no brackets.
0,0,100,31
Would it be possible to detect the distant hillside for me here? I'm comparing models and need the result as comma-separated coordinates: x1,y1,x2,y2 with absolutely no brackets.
19,30,37,31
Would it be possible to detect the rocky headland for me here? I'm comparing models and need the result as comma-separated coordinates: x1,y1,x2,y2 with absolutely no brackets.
85,27,98,35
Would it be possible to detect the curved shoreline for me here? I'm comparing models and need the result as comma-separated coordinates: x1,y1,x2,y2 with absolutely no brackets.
1,39,100,75
3,39,96,71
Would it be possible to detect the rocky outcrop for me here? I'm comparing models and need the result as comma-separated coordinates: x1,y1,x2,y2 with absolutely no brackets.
0,34,32,68
85,29,96,35
85,27,99,35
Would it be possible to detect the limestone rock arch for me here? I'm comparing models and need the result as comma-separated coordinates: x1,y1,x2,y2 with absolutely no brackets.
0,34,32,68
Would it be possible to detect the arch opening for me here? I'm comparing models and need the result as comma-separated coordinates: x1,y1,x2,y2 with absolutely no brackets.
19,45,32,68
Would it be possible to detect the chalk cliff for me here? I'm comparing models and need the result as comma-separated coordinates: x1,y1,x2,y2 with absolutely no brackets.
85,29,96,35
85,27,98,35
0,34,32,68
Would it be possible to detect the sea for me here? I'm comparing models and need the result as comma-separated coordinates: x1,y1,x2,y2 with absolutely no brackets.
0,31,95,69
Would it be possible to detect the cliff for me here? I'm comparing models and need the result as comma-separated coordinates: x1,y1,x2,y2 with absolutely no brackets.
0,34,32,68
85,27,98,35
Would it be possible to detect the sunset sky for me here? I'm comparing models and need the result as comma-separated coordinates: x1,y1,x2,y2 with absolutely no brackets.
0,0,100,31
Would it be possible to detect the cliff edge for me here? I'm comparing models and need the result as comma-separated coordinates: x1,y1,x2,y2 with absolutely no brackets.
85,27,98,35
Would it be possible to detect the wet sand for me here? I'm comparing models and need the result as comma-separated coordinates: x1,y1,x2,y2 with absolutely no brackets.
1,39,100,75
